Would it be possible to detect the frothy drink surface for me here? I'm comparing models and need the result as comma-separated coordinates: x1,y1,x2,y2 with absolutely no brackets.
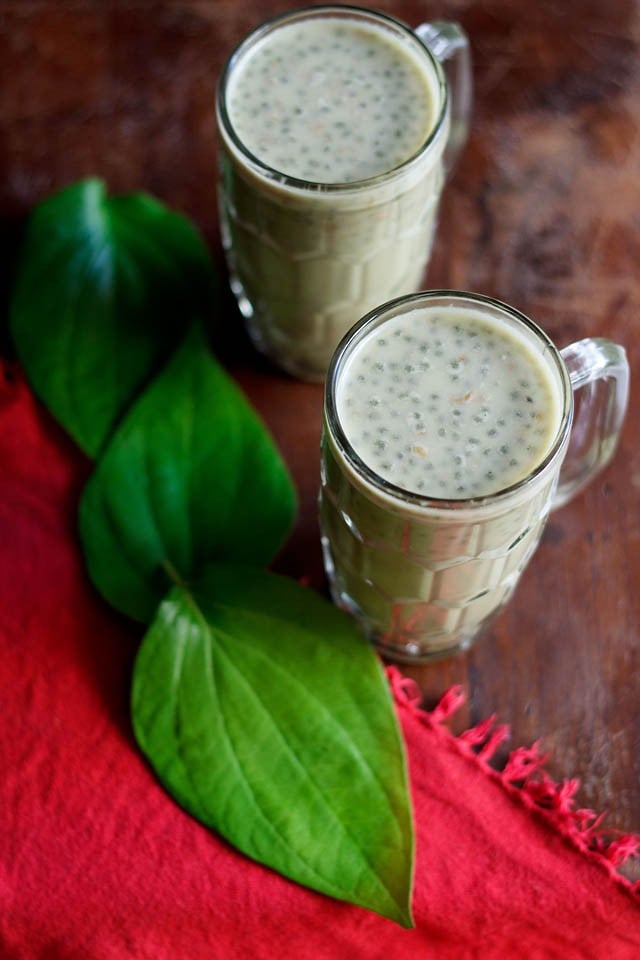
226,17,435,183
336,307,562,499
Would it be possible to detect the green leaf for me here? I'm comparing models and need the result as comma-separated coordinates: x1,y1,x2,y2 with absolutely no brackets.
132,564,415,926
10,178,217,457
78,324,296,622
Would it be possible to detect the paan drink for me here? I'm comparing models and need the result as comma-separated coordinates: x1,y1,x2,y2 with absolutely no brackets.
336,307,561,499
320,291,629,661
216,7,471,380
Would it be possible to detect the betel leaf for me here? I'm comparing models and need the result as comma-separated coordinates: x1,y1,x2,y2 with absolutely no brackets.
78,323,296,622
10,178,217,457
132,564,415,927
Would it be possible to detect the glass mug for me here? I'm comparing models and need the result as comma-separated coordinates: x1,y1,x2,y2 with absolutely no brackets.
216,5,472,381
319,291,630,663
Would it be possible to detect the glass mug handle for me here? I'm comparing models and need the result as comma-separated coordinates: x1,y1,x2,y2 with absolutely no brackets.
414,21,473,173
553,339,630,509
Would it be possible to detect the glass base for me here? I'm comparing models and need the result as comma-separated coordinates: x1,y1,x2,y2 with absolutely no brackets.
244,313,328,383
367,626,478,664
230,274,329,383
321,535,482,663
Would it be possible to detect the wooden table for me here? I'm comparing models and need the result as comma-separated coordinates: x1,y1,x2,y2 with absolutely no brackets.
2,0,638,870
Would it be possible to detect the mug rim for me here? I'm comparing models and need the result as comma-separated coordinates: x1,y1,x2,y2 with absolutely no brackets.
324,290,574,511
216,3,450,192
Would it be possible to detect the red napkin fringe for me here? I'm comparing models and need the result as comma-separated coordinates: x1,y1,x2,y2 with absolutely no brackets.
387,668,640,896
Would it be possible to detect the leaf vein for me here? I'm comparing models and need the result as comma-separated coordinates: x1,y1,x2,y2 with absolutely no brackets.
197,617,348,895
211,624,403,911
212,602,405,824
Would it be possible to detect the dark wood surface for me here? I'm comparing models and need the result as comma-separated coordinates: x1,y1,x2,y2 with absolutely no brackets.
2,0,638,870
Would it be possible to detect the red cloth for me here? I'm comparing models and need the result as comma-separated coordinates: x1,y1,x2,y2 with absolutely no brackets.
1,362,639,960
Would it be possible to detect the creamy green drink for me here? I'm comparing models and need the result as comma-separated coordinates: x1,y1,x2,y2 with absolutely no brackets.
216,8,466,380
336,308,561,498
225,18,435,184
320,292,578,661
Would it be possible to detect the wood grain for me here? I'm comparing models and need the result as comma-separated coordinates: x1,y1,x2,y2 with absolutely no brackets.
1,0,638,871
